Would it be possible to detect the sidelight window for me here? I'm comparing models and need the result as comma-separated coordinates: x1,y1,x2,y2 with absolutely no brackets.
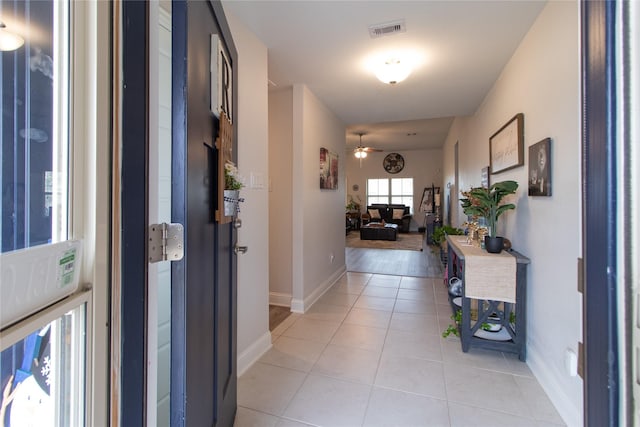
0,1,87,426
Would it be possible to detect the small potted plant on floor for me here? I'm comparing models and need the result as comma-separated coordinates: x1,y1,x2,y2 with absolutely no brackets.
460,180,518,253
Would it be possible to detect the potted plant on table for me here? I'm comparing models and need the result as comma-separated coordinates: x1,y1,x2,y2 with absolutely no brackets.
460,180,518,253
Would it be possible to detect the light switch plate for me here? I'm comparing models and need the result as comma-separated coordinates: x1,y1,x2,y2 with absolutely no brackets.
250,172,265,189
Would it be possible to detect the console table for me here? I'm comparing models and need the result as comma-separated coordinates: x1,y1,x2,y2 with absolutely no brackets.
446,235,530,361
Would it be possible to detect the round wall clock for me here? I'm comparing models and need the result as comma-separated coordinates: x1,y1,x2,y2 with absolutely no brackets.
383,153,405,174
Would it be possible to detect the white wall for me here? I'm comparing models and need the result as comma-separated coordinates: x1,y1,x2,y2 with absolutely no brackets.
224,10,272,375
268,88,294,304
441,117,471,226
345,148,443,230
442,2,582,425
291,84,347,311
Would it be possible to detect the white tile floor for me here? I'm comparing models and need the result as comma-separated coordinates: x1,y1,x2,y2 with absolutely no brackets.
236,272,565,427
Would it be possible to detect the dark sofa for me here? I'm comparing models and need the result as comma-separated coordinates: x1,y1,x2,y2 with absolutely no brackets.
365,204,412,232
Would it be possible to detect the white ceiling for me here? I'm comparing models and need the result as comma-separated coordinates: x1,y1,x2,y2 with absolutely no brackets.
222,1,546,151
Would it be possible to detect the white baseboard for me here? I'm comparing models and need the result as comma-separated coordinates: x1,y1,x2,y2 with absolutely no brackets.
290,298,305,313
269,292,291,307
237,331,272,377
527,340,583,426
290,266,346,313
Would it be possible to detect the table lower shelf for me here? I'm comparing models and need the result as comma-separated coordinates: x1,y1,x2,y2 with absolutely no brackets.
448,293,525,361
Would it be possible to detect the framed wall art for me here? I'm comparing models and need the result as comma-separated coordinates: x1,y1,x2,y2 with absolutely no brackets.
419,186,440,213
383,153,404,174
481,166,490,188
319,147,338,190
528,137,551,196
489,113,524,174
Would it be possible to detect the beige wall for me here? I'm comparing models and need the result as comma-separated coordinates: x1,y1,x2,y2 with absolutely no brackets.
442,2,582,424
345,148,443,231
268,84,347,313
268,88,294,302
293,84,347,311
225,10,272,374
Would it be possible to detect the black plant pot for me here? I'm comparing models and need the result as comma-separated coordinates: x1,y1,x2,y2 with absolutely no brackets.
484,236,504,254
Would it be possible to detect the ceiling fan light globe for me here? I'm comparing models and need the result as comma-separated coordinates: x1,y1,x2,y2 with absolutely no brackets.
361,151,367,158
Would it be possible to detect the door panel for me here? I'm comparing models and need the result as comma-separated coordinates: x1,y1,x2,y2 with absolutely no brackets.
171,1,237,425
120,0,148,423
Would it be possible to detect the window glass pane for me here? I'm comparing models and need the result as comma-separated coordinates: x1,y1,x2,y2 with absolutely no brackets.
1,0,69,253
367,178,388,196
392,196,413,213
367,179,389,206
367,196,388,205
391,178,413,195
390,178,413,212
391,179,402,195
0,304,86,426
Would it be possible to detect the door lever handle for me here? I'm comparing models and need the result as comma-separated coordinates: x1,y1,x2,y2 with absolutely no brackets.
234,245,248,255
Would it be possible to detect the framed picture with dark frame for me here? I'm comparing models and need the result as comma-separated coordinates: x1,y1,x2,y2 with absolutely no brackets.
489,113,524,174
528,137,551,196
419,186,440,213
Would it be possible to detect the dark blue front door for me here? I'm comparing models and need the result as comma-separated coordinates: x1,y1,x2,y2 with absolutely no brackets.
581,1,619,425
171,1,238,425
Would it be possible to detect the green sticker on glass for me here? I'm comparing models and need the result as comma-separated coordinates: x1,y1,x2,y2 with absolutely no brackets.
58,249,76,288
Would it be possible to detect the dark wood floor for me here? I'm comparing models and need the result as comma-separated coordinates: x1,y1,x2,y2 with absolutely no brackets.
345,240,444,278
269,305,292,331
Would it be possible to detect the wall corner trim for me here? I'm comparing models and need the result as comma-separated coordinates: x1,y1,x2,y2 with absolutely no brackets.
269,292,292,307
291,266,347,313
237,331,272,377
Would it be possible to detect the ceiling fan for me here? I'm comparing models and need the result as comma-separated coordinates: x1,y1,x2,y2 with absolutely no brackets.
353,132,382,165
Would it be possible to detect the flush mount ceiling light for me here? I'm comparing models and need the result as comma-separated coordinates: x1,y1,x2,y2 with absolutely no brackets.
375,58,411,85
0,22,24,51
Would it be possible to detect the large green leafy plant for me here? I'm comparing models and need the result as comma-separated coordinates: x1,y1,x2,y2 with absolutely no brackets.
460,180,518,238
431,225,464,245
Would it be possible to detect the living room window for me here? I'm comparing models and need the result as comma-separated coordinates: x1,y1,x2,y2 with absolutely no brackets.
367,178,414,213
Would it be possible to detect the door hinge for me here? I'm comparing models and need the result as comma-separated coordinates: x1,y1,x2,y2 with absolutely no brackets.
149,223,184,263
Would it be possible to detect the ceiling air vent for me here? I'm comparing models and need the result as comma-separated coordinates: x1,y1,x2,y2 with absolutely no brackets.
368,19,406,39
